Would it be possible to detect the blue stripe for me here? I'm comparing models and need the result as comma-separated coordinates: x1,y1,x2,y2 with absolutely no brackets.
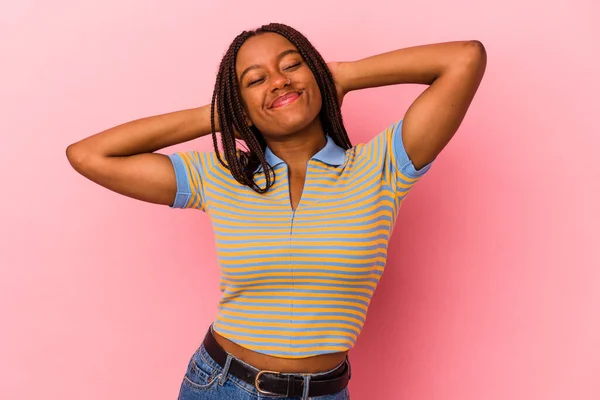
226,290,371,299
215,327,354,341
222,276,380,285
217,320,359,336
219,314,364,330
221,266,385,275
213,225,391,237
215,234,391,244
210,213,393,226
219,307,365,321
225,299,369,310
218,251,387,262
217,243,387,252
229,275,378,292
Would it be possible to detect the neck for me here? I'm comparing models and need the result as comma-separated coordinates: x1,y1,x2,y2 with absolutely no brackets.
264,119,327,169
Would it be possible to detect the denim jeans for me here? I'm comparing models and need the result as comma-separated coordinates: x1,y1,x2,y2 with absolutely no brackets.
177,342,351,400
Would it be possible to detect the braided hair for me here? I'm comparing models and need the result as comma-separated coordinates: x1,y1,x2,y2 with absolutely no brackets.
211,22,351,194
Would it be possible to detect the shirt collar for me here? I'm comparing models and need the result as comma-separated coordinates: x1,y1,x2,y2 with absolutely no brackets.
258,135,346,172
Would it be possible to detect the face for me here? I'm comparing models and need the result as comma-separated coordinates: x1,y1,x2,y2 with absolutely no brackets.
235,32,322,139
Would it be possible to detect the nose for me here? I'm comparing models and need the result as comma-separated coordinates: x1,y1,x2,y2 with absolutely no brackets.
270,73,290,92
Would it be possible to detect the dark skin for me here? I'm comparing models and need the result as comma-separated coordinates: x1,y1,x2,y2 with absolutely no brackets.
67,29,485,373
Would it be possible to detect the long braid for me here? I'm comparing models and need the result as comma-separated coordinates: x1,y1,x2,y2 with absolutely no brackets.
210,23,351,194
225,37,273,189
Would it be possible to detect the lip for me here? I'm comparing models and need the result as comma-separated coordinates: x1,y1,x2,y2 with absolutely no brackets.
269,91,302,109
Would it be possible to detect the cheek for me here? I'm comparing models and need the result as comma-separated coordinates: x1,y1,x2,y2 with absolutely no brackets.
309,83,323,113
313,87,323,108
240,91,263,120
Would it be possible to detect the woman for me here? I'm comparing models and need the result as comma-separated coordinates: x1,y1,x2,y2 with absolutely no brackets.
66,23,486,400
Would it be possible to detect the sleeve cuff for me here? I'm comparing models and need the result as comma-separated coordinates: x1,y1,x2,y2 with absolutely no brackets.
392,120,434,178
168,153,192,209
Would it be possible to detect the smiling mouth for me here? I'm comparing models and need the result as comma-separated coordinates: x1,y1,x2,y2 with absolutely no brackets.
270,91,302,109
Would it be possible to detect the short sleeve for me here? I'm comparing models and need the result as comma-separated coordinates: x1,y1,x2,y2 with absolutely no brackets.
391,119,433,179
168,151,206,210
367,119,434,201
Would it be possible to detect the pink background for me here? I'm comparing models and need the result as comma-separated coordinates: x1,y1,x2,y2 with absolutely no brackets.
1,1,599,399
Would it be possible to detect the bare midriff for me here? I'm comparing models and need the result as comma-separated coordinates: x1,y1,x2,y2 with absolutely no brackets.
212,329,349,374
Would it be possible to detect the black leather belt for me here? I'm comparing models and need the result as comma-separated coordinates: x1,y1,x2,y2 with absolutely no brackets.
202,326,351,397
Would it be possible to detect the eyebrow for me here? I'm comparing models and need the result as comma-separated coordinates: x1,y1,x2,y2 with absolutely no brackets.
239,49,300,83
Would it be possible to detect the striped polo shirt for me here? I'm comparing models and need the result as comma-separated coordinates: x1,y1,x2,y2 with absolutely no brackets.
168,119,433,358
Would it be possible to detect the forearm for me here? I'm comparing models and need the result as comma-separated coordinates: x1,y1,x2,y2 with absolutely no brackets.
340,40,483,92
69,104,218,157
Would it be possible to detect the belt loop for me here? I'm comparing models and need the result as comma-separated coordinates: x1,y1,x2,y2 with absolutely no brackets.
301,374,311,400
218,354,232,386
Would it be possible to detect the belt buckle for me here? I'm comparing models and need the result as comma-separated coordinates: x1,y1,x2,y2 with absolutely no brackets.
255,370,284,396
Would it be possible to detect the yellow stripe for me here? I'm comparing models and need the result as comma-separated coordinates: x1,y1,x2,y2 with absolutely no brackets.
178,152,202,209
222,303,367,316
217,246,387,258
213,322,358,341
219,260,386,269
223,279,377,290
221,303,366,317
214,230,391,240
211,209,394,229
216,239,389,250
212,220,392,233
221,290,370,304
217,315,362,334
220,271,383,280
220,309,365,325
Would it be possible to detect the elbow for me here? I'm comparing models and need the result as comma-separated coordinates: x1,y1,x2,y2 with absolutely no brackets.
465,40,486,53
462,40,487,66
66,143,81,168
451,40,487,76
66,142,93,173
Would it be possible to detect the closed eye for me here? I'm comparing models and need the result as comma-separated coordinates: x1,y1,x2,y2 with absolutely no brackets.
247,77,264,87
246,61,301,87
284,62,301,70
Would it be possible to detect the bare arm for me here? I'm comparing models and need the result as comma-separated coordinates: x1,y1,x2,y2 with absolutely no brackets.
66,105,219,205
333,40,487,170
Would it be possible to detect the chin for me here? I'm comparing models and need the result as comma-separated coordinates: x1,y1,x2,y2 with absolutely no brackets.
261,114,318,138
278,112,319,134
